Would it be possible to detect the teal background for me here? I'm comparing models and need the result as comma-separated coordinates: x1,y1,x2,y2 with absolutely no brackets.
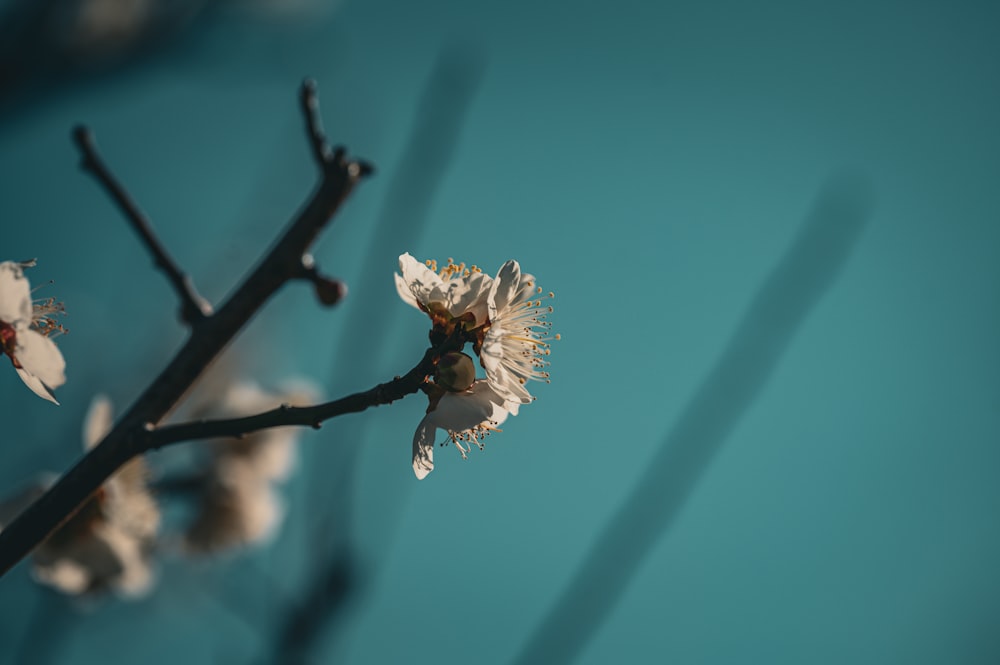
1,0,999,663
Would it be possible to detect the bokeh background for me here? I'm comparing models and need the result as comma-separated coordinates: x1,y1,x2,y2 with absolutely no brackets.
1,0,999,663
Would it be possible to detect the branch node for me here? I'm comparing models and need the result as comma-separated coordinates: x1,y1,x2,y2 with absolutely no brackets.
295,256,348,308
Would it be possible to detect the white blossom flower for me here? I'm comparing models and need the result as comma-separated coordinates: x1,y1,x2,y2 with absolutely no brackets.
1,396,161,597
412,381,515,480
395,253,493,330
395,253,557,478
0,260,66,403
182,458,284,555
182,380,316,554
480,260,556,404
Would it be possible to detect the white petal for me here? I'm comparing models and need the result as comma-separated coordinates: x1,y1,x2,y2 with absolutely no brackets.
430,381,511,432
446,270,492,325
398,253,443,305
483,360,533,405
412,416,436,480
15,367,59,404
32,559,91,595
0,261,32,323
515,272,538,302
83,395,113,450
488,260,521,320
394,272,421,311
15,328,65,389
479,329,503,374
98,523,155,597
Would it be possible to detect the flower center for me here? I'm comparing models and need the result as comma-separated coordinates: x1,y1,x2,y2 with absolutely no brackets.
444,421,502,459
0,321,17,362
30,296,67,337
425,256,482,281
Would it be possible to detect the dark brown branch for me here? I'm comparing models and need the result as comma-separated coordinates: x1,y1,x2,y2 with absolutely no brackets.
72,125,212,325
144,339,455,450
300,79,331,168
0,80,373,578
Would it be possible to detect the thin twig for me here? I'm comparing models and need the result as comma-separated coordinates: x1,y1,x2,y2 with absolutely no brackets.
143,334,461,451
0,80,373,578
300,79,331,168
72,125,213,325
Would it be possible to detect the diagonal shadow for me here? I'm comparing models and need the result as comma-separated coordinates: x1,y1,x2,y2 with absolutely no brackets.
512,175,874,665
272,42,487,665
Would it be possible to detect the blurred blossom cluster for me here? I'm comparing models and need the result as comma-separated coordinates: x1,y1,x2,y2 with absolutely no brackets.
0,380,316,599
0,397,158,597
182,380,317,554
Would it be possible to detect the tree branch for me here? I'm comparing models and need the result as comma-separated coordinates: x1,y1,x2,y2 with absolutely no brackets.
72,125,213,325
144,337,459,450
301,79,332,169
0,80,373,578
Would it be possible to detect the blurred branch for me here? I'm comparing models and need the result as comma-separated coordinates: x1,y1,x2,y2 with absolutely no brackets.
271,549,360,665
73,125,212,324
511,175,874,665
278,47,488,663
0,79,372,578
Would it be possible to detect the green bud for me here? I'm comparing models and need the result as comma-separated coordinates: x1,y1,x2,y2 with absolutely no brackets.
436,352,477,392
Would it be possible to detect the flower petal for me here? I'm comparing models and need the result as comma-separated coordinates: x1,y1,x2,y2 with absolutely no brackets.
15,328,65,393
394,273,421,311
412,416,436,480
15,367,59,404
487,260,521,320
446,270,492,325
83,395,113,450
480,331,534,405
0,261,32,324
430,381,511,431
398,253,443,307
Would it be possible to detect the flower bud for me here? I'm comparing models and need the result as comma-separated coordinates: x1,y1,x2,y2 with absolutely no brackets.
313,277,347,307
435,352,476,392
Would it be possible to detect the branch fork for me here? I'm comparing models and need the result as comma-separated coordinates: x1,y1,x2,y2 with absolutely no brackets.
0,79,385,577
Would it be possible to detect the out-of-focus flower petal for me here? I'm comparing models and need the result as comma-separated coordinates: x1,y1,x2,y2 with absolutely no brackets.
83,394,113,450
0,261,32,323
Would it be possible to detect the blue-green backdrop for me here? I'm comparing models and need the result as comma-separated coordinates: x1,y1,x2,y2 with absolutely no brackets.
1,0,998,663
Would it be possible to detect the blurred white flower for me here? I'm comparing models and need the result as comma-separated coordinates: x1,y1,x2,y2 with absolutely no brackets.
0,396,161,597
480,260,556,404
395,253,493,330
183,380,317,554
0,260,66,404
72,0,153,51
183,459,284,555
411,381,514,480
